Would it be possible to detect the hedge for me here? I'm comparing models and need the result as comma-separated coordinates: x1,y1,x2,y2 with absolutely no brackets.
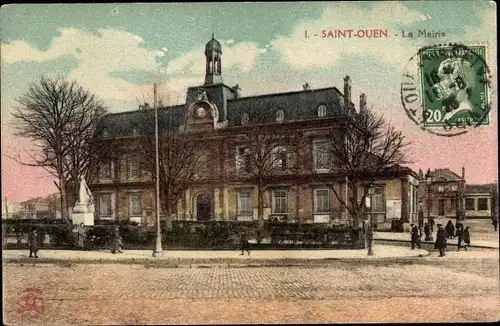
3,220,365,249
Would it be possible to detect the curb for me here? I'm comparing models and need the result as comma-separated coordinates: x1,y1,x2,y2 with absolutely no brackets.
2,252,429,267
374,238,498,250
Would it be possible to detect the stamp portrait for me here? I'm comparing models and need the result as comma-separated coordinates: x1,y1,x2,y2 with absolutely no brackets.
420,45,489,128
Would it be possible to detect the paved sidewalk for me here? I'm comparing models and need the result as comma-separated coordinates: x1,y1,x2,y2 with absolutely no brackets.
374,231,499,249
2,245,428,264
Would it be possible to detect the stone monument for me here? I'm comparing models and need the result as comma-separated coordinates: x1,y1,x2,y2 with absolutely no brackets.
72,175,95,225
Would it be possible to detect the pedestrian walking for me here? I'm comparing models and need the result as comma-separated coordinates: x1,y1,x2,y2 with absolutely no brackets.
492,219,498,232
445,220,455,239
239,232,251,255
74,223,86,249
456,224,464,251
435,224,447,257
28,228,39,258
410,224,421,249
463,226,471,251
111,227,123,254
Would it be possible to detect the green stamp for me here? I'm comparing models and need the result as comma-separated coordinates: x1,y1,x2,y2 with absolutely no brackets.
419,45,489,128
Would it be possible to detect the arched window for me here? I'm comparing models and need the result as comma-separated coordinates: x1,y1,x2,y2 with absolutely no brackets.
276,110,284,122
242,113,249,125
102,128,109,138
318,105,327,117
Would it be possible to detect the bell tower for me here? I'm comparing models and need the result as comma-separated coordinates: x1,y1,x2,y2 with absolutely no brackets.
204,33,223,85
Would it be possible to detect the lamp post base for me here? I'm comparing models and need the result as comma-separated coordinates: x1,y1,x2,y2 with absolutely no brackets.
367,239,374,256
152,234,163,257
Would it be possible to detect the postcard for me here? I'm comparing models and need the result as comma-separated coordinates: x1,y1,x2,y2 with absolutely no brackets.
1,2,498,324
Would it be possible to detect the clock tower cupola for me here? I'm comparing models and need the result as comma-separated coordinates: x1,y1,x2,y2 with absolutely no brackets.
204,34,223,85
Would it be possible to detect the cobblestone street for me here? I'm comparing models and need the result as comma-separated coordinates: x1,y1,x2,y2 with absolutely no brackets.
3,253,499,324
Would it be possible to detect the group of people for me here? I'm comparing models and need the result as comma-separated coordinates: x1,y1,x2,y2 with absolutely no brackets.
27,223,124,258
410,220,471,257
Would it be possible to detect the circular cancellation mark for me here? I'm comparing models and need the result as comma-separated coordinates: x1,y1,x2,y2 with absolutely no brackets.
401,43,492,137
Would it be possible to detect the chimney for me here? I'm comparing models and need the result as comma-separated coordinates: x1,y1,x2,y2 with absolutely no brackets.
418,169,423,179
359,93,367,113
462,166,465,179
343,75,352,109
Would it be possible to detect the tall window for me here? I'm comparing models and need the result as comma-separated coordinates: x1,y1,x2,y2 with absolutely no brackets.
127,155,140,180
478,198,488,211
451,184,458,191
317,105,327,117
438,185,444,192
370,186,385,212
450,198,456,211
465,198,475,210
272,146,287,170
236,147,252,173
313,140,332,171
272,190,288,214
99,161,112,180
314,189,331,214
276,110,284,122
99,195,112,218
129,193,142,216
237,189,253,215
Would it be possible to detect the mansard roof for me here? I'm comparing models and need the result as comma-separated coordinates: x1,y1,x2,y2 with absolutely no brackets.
226,87,346,126
428,168,463,182
99,86,350,138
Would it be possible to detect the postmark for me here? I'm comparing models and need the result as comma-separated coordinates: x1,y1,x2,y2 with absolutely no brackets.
17,287,44,317
401,43,492,137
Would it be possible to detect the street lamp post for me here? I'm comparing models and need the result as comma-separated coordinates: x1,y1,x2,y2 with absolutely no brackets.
367,187,375,256
153,83,163,257
425,169,433,241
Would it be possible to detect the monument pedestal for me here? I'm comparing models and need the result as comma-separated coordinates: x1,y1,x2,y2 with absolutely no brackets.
72,212,94,225
72,203,95,226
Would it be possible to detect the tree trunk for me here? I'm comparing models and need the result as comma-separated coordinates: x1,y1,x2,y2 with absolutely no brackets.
257,183,264,228
58,178,69,223
351,184,360,228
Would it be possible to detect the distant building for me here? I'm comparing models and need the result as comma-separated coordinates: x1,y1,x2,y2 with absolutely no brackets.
2,199,23,219
418,168,466,220
464,184,498,219
18,194,61,219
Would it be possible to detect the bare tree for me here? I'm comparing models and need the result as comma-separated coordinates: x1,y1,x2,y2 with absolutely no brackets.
227,104,307,226
136,103,207,221
313,107,411,228
9,76,110,221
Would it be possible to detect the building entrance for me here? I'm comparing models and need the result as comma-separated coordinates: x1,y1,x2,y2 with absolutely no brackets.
196,192,213,221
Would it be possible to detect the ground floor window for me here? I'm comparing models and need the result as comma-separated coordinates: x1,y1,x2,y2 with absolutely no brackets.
477,198,488,211
99,195,112,217
129,193,142,216
450,198,456,212
314,188,331,214
237,189,253,215
272,190,288,214
465,198,475,211
370,186,385,213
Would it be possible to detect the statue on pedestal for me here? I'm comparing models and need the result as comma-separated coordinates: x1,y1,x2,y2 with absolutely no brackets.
72,176,95,225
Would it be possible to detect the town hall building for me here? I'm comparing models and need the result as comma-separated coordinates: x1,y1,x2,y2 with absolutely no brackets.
87,36,420,228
